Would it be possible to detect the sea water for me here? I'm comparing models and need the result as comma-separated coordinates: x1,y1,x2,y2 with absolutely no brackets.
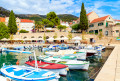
0,48,113,81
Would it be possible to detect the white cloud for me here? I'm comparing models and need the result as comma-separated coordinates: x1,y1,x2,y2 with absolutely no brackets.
0,0,120,19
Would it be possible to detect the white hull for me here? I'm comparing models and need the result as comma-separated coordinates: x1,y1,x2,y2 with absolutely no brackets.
65,53,86,60
26,64,67,76
66,63,89,70
45,52,87,60
43,68,67,76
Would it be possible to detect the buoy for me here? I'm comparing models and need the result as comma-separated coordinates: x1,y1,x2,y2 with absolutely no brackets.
66,67,69,71
16,60,19,65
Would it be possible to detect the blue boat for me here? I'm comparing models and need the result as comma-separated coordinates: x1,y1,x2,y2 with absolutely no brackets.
5,50,32,54
0,65,60,81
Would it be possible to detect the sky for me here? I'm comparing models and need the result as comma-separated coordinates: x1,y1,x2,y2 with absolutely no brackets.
0,0,120,19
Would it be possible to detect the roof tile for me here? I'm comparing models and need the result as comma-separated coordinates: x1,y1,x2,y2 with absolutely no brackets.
91,15,109,23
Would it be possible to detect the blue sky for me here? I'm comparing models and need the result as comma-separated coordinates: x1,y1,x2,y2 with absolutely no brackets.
0,0,120,19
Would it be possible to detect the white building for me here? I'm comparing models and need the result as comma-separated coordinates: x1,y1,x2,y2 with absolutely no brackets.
114,19,120,24
20,19,34,32
60,20,70,27
5,17,35,34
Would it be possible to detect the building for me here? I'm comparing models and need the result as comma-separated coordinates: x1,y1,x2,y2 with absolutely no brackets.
114,19,120,24
20,19,34,33
0,17,5,22
60,20,70,27
71,11,120,37
4,17,35,34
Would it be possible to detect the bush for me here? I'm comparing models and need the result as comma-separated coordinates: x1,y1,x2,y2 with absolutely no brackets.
72,24,79,31
19,29,29,33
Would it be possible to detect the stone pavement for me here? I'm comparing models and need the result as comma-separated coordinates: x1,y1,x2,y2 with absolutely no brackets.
95,45,120,81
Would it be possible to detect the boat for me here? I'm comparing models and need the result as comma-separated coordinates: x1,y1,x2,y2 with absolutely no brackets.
43,57,89,70
58,44,69,50
78,49,97,57
25,60,68,76
45,50,87,60
0,75,11,81
5,50,32,54
0,65,60,81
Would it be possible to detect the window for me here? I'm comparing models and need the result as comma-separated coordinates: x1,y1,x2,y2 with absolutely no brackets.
89,30,94,34
89,24,94,27
106,22,108,27
116,30,119,33
98,22,104,26
99,29,102,32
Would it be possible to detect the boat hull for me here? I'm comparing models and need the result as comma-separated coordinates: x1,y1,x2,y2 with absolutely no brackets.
1,65,59,81
66,63,89,70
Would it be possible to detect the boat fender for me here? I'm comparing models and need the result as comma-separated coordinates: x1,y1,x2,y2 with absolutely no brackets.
66,67,69,71
16,60,19,65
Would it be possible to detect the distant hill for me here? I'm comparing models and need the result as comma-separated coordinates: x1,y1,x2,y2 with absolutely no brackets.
0,7,78,22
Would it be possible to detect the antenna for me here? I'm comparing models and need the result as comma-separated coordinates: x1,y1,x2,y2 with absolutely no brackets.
33,51,38,71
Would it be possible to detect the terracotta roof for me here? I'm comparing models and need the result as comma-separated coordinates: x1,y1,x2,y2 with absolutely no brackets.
0,17,5,22
114,19,120,21
87,11,93,16
69,22,73,25
91,15,109,23
21,19,34,23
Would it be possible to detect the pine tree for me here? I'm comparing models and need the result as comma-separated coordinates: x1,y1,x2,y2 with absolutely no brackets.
79,3,88,31
8,10,17,34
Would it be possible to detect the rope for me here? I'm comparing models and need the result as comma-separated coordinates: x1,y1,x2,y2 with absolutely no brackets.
68,70,74,81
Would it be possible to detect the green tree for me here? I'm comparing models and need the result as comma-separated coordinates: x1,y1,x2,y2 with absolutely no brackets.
35,21,43,32
68,32,72,41
53,33,57,39
19,29,29,33
98,31,103,40
57,25,65,32
80,3,88,31
47,12,60,25
0,22,10,40
43,33,46,42
47,21,54,27
47,12,57,21
8,10,17,34
42,19,49,26
72,24,79,31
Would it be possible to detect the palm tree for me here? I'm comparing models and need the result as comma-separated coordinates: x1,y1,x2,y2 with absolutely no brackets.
35,21,44,32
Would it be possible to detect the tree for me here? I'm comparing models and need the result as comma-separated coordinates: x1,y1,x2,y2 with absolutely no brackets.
42,19,49,26
35,21,43,32
57,25,65,32
47,12,57,21
98,31,103,40
43,33,46,42
47,12,60,25
0,22,10,40
8,10,17,34
53,33,57,39
19,29,29,33
79,3,88,31
47,21,54,27
72,24,79,31
68,32,72,41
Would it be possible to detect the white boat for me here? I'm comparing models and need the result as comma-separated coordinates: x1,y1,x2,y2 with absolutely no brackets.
0,65,60,81
45,50,87,60
0,75,11,81
25,60,68,76
43,57,89,70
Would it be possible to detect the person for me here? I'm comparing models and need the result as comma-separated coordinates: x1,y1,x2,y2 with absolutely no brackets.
29,56,32,62
16,60,19,65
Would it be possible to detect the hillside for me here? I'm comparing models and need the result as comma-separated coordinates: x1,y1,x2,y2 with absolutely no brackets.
0,7,78,22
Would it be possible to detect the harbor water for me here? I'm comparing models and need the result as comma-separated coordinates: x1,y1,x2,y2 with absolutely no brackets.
0,47,113,81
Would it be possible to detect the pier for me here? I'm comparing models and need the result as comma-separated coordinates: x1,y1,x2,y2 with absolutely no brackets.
95,45,120,81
